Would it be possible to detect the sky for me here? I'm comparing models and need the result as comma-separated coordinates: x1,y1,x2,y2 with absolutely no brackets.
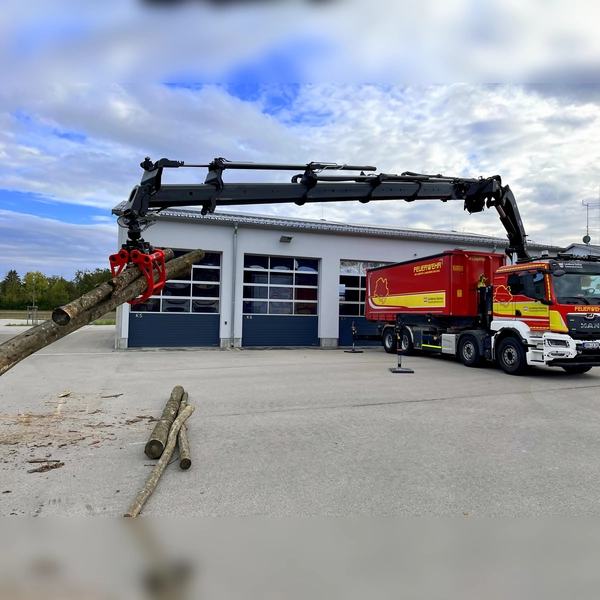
1,1,600,279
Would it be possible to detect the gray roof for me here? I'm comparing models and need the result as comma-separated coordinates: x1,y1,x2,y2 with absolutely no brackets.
113,203,560,251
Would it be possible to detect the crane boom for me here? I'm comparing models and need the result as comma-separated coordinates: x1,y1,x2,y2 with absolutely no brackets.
115,157,530,285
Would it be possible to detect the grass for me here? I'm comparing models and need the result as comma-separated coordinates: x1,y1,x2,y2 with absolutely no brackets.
1,309,116,327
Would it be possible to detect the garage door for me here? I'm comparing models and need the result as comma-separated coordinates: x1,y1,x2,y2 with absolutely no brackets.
128,250,221,348
242,254,319,347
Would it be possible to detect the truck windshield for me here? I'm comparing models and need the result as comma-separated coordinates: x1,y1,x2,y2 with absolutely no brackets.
553,272,600,305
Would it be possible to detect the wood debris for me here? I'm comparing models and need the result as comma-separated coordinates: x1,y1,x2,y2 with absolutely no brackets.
27,462,64,474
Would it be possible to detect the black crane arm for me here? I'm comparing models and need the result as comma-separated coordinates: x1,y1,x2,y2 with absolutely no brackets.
116,157,530,261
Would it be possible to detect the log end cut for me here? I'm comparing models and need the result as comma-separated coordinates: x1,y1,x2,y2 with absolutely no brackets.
51,307,71,326
144,440,164,459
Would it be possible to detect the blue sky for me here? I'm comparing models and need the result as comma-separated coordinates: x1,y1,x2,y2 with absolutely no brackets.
1,2,600,279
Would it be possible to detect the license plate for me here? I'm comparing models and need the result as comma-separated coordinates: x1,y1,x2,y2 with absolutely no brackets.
583,341,600,349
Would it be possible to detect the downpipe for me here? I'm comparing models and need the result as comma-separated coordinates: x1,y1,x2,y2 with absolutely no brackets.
230,223,238,348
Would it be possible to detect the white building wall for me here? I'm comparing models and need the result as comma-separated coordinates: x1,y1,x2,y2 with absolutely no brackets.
115,215,504,348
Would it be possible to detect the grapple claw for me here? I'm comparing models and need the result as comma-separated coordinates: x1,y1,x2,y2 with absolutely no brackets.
109,249,130,277
129,249,166,304
109,248,167,305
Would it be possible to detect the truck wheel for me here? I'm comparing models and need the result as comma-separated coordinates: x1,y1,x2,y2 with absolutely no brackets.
561,366,592,375
458,334,483,367
400,327,414,356
382,328,397,354
497,337,527,375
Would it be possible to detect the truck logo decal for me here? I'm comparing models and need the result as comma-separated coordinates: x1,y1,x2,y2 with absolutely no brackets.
373,277,389,300
413,261,442,276
493,285,513,305
574,306,600,312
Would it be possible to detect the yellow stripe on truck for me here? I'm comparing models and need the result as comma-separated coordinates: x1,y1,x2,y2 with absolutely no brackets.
372,292,446,308
549,309,568,332
493,302,550,317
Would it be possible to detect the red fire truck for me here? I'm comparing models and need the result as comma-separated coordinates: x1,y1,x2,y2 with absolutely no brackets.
365,252,600,375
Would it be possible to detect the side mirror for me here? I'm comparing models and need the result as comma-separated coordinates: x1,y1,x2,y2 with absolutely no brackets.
552,269,566,277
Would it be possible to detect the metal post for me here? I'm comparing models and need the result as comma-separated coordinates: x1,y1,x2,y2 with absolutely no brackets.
344,322,363,354
390,327,413,373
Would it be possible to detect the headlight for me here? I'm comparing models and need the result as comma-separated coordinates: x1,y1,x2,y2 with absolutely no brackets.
544,338,569,347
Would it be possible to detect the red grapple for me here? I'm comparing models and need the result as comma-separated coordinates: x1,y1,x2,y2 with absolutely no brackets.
109,248,166,305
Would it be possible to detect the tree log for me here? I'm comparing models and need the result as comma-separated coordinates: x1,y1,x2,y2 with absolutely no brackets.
0,249,205,377
52,249,176,325
124,404,195,517
145,386,185,459
177,391,191,470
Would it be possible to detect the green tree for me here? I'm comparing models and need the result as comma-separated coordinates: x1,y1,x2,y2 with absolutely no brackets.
0,270,25,309
47,278,70,308
23,271,49,307
74,268,112,295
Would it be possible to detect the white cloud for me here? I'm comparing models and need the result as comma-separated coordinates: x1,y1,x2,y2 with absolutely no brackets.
1,83,600,271
0,210,118,279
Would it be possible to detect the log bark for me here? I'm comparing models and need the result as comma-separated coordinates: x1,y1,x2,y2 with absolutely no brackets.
177,391,191,470
124,404,195,517
0,249,205,377
52,249,176,325
145,386,185,459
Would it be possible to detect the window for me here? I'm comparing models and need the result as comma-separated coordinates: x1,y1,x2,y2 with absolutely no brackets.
131,251,221,314
243,255,319,315
339,260,389,316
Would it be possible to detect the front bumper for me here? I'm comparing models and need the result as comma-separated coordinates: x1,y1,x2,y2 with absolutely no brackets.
542,333,600,366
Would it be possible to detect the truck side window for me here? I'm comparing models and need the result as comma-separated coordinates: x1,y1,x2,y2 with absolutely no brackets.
509,272,546,300
522,273,546,300
507,274,523,294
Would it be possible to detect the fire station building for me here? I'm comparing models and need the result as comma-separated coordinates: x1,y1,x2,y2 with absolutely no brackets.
113,208,553,349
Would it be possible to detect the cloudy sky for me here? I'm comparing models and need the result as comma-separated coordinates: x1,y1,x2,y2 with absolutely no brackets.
1,2,600,279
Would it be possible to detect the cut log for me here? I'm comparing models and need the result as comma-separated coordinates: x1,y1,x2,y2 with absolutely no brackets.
144,386,185,459
124,404,195,517
0,249,205,377
52,249,176,325
177,391,191,470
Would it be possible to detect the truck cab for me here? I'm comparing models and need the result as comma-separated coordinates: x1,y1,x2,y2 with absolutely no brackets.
491,257,600,374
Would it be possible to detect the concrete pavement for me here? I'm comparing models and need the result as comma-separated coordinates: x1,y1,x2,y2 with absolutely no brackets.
1,321,600,516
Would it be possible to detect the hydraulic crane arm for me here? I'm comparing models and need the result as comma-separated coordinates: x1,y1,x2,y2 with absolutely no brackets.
114,157,530,302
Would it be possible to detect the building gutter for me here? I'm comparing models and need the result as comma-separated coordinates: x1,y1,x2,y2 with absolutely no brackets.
230,223,238,347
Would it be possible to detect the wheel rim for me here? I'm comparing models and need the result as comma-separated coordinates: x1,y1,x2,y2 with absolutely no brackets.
463,341,475,360
402,334,410,350
385,332,393,349
502,346,517,366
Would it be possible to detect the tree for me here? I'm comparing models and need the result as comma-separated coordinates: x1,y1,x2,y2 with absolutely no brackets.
23,271,49,307
47,278,71,308
0,270,25,309
74,268,112,296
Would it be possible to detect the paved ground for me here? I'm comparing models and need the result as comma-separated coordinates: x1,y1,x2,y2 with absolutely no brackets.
2,319,600,516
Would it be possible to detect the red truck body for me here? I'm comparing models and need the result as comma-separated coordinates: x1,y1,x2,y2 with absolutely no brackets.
365,250,506,322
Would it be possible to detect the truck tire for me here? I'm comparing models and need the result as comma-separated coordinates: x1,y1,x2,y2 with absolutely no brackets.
400,327,414,356
458,334,483,368
561,366,592,375
382,328,397,354
497,336,527,375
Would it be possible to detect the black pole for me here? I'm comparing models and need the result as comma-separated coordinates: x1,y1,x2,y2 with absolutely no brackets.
344,322,363,354
390,324,413,373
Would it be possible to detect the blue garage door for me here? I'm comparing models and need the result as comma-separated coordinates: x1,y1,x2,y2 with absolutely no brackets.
129,313,220,347
242,253,320,347
129,250,221,348
242,315,318,346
